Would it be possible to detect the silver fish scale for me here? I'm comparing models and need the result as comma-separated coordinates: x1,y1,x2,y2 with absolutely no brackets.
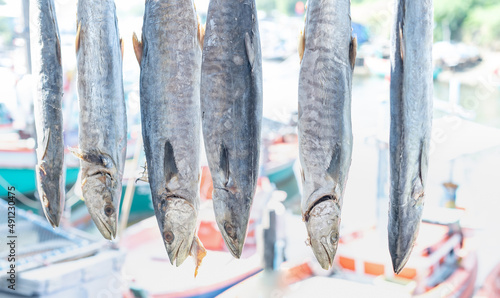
201,0,262,201
140,0,201,208
76,0,127,240
77,0,126,169
388,0,433,273
201,0,262,257
30,0,64,227
299,0,353,214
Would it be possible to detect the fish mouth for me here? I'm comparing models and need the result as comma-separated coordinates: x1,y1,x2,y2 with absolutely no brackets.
220,230,242,259
388,228,417,274
388,202,422,274
212,190,247,259
94,214,115,240
160,197,197,266
320,240,334,270
392,254,410,274
39,193,61,228
42,206,60,228
166,239,185,267
310,237,335,270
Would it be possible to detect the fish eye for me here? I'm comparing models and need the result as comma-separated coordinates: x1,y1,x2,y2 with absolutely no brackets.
164,231,174,244
224,222,236,239
330,231,339,245
104,205,114,216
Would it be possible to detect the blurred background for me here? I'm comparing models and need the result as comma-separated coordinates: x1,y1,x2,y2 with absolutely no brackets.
0,0,499,297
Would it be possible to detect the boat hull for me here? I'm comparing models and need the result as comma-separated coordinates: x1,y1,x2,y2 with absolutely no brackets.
0,167,79,197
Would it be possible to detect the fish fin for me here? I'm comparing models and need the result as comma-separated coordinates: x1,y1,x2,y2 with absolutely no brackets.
298,29,305,63
399,24,404,62
419,138,429,188
136,162,149,183
75,21,81,53
69,146,83,160
190,236,207,277
56,33,62,66
81,177,87,191
70,148,112,168
36,129,51,161
132,32,143,65
298,5,307,63
202,24,206,46
82,151,106,166
349,36,357,69
164,140,179,184
244,32,256,70
219,143,230,187
197,15,205,49
120,38,124,60
38,163,47,176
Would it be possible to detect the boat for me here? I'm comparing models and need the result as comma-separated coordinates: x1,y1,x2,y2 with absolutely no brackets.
0,159,279,297
0,130,148,222
264,133,299,203
361,42,441,80
0,200,126,298
332,210,477,297
0,132,80,198
222,203,478,297
121,216,262,298
119,175,278,297
364,55,391,78
474,261,500,297
218,262,315,298
0,127,143,198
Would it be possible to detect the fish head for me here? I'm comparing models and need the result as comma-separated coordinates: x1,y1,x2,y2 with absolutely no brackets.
388,183,425,274
36,163,64,227
158,196,197,267
213,188,250,258
82,166,120,240
305,197,341,270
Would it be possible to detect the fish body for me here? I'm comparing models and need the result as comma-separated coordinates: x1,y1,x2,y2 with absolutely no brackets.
201,0,263,258
30,0,64,228
76,0,127,240
297,0,356,270
388,0,433,273
133,0,206,270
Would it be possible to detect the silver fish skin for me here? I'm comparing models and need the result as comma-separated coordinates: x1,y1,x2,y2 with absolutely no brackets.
201,0,263,258
30,0,64,228
388,0,433,274
298,0,356,270
76,0,127,240
133,0,205,269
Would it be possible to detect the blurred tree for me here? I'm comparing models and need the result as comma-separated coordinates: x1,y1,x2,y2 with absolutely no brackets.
463,4,500,49
276,0,297,16
0,17,13,48
434,0,500,47
434,0,474,41
257,0,276,13
253,0,296,15
253,0,500,48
